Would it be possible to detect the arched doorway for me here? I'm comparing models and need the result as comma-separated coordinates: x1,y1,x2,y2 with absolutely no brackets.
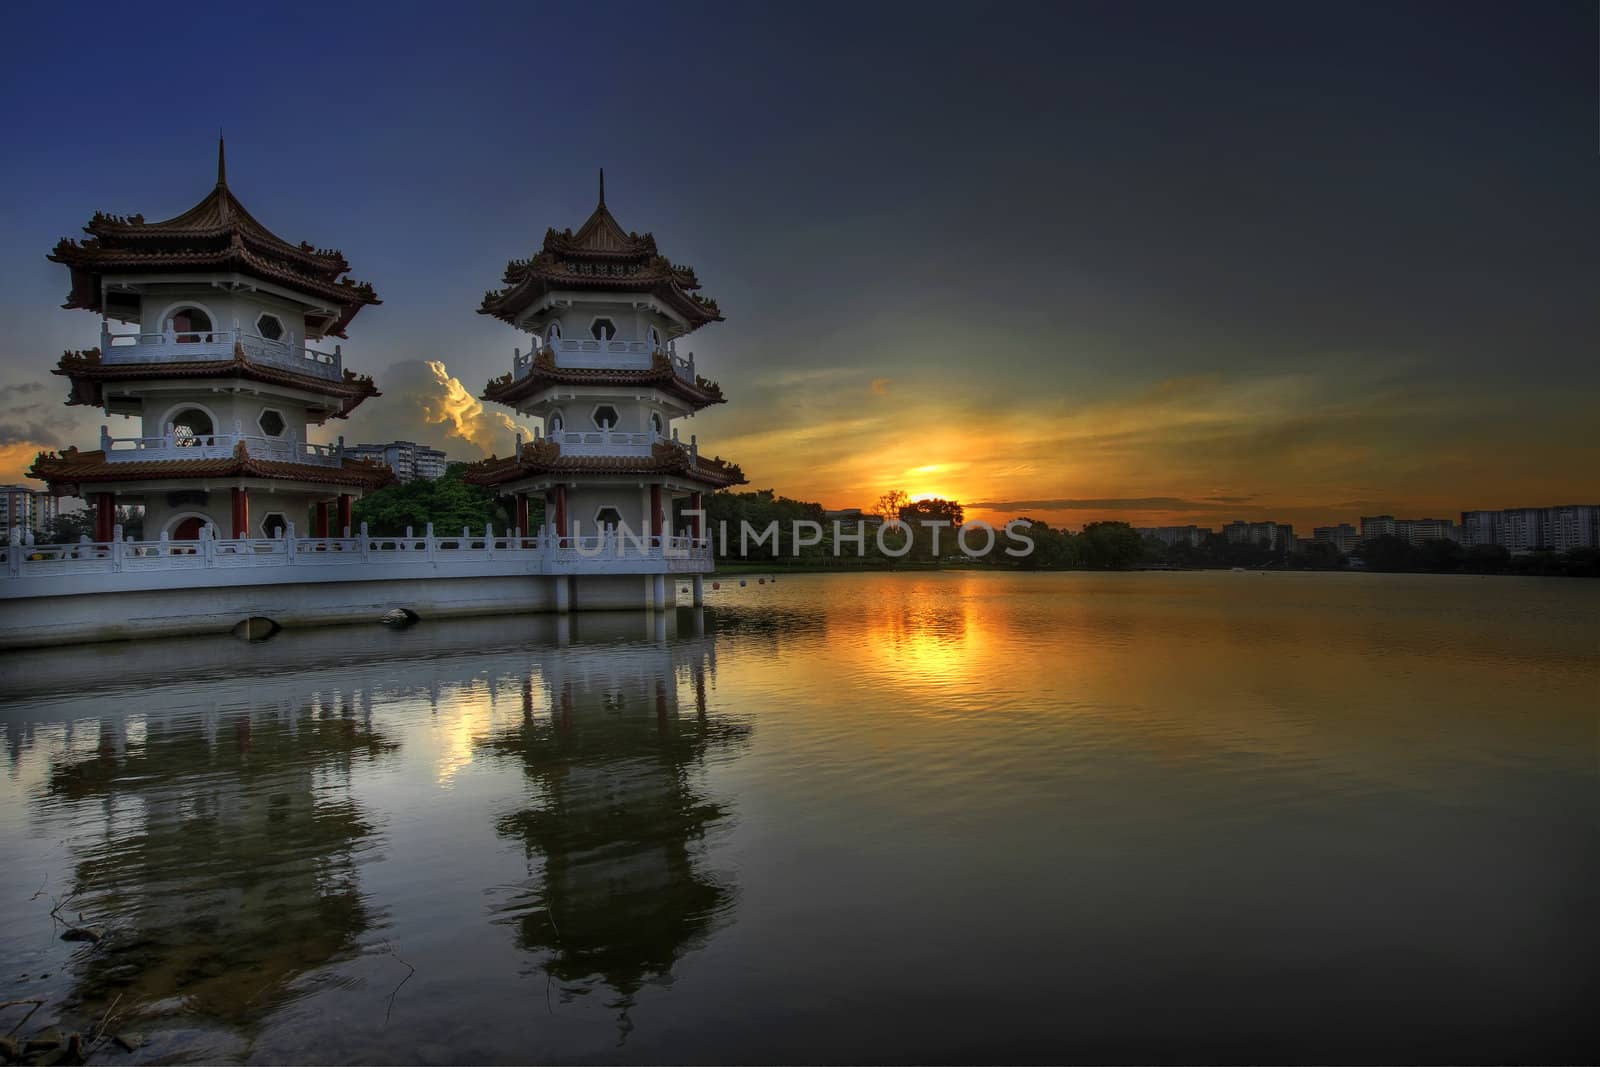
171,516,205,540
171,307,213,343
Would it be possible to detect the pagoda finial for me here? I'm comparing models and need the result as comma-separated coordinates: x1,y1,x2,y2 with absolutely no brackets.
217,132,227,187
598,167,605,208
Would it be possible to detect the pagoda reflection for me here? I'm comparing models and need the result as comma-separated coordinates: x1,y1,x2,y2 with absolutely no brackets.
479,613,750,1013
43,691,396,1030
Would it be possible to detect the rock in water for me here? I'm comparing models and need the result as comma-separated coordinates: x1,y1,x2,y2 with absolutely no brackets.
381,608,420,628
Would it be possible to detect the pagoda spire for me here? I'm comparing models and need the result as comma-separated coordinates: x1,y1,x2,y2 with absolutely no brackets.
217,133,227,187
598,167,605,208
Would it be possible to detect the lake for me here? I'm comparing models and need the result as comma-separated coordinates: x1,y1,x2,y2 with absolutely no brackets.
1,571,1595,1063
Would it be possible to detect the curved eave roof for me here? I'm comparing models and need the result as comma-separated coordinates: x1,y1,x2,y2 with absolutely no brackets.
53,346,381,418
462,440,746,490
476,189,722,329
29,446,398,491
47,143,380,337
481,353,725,410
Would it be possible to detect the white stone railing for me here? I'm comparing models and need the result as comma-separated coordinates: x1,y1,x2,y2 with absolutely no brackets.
543,427,665,456
101,322,343,380
510,336,695,383
2,523,714,593
100,425,344,466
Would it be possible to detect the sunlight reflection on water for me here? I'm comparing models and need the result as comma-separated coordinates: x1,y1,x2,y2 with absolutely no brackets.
1,571,1595,1063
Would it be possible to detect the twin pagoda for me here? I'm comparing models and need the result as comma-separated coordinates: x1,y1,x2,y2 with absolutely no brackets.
22,145,741,619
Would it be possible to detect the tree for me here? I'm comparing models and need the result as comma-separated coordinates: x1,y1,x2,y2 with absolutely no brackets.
352,463,513,537
898,497,964,559
871,489,909,525
1359,534,1415,572
43,509,95,544
1079,521,1144,568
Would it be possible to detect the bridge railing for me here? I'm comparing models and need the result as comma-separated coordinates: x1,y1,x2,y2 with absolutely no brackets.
4,523,714,584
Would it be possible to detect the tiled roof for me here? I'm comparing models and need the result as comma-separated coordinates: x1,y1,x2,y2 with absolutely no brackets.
462,439,746,489
481,351,725,409
28,442,398,491
477,174,722,329
53,346,381,418
47,139,379,338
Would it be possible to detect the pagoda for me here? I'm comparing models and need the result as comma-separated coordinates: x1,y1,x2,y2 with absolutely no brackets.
30,139,394,543
466,172,744,605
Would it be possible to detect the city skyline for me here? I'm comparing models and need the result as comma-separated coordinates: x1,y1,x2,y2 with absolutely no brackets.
1,3,1595,532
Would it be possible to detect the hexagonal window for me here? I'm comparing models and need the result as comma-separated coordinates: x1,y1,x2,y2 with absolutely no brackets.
595,507,623,529
592,405,619,430
590,317,616,341
256,313,285,341
258,408,287,437
261,512,289,538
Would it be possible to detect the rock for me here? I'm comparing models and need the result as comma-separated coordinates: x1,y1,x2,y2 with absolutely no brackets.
381,608,420,627
112,1034,144,1053
58,927,100,943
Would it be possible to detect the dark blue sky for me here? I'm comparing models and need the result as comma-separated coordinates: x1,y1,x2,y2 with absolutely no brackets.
1,1,1594,523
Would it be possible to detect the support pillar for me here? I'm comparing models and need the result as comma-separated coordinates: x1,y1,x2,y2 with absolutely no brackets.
650,484,664,541
231,488,250,539
337,493,353,535
652,573,667,610
554,574,571,614
314,501,331,538
690,491,703,542
94,492,115,543
692,573,704,607
515,492,531,540
554,485,568,546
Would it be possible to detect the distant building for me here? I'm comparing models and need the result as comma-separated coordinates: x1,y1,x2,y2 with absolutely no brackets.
1,484,58,538
344,441,449,483
1359,515,1458,546
1137,525,1211,547
1223,520,1295,551
1460,505,1600,553
1313,523,1359,554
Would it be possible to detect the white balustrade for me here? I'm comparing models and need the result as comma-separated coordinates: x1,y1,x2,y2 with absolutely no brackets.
2,523,714,594
99,426,344,467
510,336,696,383
543,426,666,457
99,322,343,380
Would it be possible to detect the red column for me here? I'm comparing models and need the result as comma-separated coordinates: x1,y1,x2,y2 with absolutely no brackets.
690,491,703,542
95,492,115,542
554,485,568,546
314,502,330,538
516,492,531,537
650,484,664,540
231,488,250,539
337,494,353,535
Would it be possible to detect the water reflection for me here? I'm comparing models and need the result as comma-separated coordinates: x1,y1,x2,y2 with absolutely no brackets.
478,619,751,1029
45,696,395,1030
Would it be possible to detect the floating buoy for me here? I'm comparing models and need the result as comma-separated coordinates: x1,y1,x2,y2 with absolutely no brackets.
712,581,720,589
758,578,765,585
739,579,747,587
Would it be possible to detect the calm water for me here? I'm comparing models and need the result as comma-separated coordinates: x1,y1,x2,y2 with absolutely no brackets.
1,572,1595,1063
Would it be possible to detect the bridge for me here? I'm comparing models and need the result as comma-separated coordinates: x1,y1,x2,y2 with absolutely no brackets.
1,522,714,648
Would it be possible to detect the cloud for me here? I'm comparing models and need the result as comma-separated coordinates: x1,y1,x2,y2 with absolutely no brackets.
0,381,64,449
967,497,1235,512
335,359,534,459
870,377,892,396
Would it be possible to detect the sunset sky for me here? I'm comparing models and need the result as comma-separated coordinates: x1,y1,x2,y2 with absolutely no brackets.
1,2,1594,530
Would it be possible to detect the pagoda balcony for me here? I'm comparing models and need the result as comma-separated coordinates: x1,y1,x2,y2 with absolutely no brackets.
100,426,344,467
510,336,696,382
542,427,669,457
101,322,344,381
